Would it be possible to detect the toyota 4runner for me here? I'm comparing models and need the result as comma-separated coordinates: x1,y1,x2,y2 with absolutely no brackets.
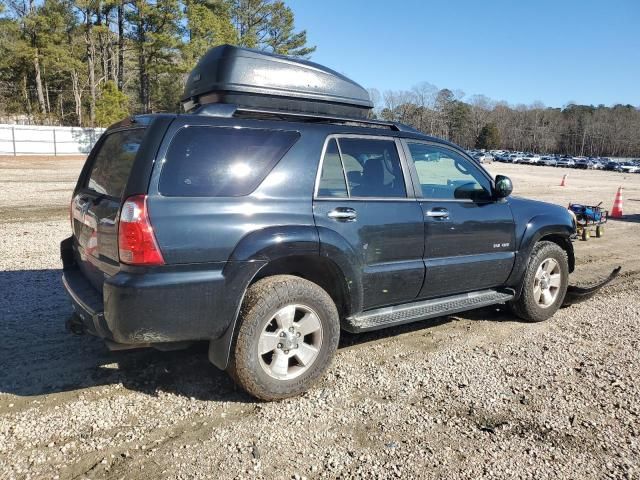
62,46,587,400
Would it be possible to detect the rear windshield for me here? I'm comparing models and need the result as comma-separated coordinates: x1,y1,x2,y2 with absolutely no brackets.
85,128,145,197
159,126,300,197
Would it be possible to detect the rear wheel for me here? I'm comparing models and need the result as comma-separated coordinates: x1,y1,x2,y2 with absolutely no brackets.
228,275,340,401
596,225,604,238
509,241,569,322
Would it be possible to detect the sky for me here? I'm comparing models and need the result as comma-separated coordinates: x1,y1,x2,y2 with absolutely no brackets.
287,0,640,108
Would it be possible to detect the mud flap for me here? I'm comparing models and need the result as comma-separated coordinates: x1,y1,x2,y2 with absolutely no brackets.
563,266,622,306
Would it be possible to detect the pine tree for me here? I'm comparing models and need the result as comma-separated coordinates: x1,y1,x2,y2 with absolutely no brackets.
476,123,501,150
95,80,129,125
127,0,184,113
230,0,314,57
183,0,236,69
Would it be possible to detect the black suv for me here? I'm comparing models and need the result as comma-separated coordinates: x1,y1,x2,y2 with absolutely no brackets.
62,46,578,400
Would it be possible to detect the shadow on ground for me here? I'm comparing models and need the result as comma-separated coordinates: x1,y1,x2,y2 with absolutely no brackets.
0,268,521,401
0,269,245,402
608,214,640,224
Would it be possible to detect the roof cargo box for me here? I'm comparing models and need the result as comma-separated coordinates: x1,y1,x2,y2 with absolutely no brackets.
182,45,373,119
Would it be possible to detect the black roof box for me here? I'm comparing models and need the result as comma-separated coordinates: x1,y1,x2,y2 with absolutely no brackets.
182,45,373,119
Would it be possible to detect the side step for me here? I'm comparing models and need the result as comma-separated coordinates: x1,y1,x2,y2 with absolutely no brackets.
344,289,514,333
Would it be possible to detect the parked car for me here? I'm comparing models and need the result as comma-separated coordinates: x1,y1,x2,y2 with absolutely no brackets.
520,154,541,164
619,163,640,173
61,45,581,400
493,152,511,162
574,158,595,170
556,158,576,168
603,161,622,172
539,156,558,167
474,152,494,164
507,153,524,163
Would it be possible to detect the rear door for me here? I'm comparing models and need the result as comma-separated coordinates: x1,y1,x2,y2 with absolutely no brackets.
71,127,146,290
313,135,425,310
402,141,516,299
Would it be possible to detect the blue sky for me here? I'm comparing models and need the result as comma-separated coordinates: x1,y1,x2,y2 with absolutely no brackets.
287,0,640,108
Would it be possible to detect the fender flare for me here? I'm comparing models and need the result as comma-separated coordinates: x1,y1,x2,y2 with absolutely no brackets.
208,225,360,370
506,214,575,294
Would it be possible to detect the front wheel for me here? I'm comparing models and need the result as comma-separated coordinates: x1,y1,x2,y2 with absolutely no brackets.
509,241,569,322
228,275,340,401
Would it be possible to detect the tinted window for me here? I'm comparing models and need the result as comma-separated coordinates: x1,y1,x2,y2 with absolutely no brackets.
407,143,491,201
317,139,347,197
338,138,406,198
160,127,300,197
86,128,145,198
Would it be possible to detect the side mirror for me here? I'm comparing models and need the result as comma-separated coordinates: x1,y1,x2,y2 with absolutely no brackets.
494,175,513,199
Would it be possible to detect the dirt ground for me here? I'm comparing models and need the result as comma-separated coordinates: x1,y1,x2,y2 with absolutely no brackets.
0,156,639,479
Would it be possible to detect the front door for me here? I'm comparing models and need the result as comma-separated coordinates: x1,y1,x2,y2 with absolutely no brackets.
402,141,516,299
313,135,425,310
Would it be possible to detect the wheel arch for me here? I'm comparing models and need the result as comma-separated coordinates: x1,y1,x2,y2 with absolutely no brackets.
209,226,357,370
538,233,575,273
506,214,576,297
251,254,352,319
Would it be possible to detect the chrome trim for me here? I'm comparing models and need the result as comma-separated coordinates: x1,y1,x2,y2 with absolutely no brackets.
315,196,418,202
426,210,449,218
327,209,357,221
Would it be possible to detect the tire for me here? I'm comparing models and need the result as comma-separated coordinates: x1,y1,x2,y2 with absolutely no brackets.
228,275,340,401
509,241,569,322
582,228,590,241
596,225,604,238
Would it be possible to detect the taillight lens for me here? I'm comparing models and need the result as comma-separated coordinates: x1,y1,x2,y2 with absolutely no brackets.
118,195,165,266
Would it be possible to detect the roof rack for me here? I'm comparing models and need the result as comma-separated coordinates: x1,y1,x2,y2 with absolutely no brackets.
191,103,422,132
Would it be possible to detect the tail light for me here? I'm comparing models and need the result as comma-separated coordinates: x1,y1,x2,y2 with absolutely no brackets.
118,195,165,266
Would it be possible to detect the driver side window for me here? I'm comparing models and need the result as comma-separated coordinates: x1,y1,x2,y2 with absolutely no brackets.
406,143,492,201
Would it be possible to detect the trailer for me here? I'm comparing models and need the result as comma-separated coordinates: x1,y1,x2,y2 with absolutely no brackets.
568,202,608,241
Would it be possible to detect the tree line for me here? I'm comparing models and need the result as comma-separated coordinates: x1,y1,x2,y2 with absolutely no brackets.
0,0,314,126
1,1,638,157
372,84,640,158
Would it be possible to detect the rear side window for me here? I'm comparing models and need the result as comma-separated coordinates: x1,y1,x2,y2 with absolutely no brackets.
86,128,145,198
317,139,348,197
159,126,300,197
317,137,406,198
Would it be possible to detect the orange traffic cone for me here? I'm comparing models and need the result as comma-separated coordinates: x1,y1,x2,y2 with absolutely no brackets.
611,187,623,218
560,174,568,186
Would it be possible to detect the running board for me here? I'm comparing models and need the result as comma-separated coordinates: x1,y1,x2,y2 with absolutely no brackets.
344,289,514,333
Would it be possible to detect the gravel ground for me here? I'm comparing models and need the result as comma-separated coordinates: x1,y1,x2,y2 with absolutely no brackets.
0,157,639,479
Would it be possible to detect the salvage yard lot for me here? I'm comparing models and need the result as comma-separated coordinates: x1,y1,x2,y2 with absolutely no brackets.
0,156,639,479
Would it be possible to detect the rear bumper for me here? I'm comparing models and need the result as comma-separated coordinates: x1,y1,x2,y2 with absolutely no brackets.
62,268,109,338
62,264,248,344
61,232,263,345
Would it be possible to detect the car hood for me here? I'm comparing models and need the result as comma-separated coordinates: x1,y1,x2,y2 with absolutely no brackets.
508,196,575,226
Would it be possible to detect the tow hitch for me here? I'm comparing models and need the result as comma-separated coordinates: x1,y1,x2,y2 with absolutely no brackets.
563,266,622,306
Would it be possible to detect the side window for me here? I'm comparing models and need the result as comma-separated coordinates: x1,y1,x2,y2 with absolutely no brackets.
159,127,299,197
338,138,406,198
406,143,492,201
317,139,347,197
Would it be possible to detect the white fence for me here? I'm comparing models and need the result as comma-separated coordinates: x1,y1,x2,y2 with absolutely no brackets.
0,124,105,156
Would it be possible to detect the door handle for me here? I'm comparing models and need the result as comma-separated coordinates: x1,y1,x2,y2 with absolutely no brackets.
328,208,357,222
426,209,449,219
